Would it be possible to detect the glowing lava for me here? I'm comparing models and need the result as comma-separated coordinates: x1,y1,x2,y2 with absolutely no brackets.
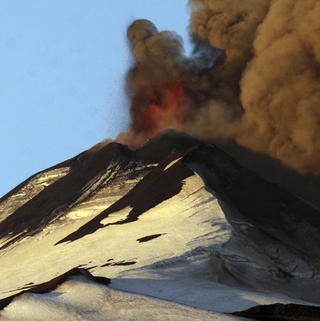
131,79,186,137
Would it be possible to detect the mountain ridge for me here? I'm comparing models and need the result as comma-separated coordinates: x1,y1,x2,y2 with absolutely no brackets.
1,130,320,319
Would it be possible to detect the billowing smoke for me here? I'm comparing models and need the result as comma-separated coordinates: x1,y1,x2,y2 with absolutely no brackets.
237,0,320,174
117,18,234,146
120,0,320,175
116,19,191,147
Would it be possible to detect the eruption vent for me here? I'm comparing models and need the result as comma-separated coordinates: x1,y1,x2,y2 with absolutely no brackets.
131,78,186,136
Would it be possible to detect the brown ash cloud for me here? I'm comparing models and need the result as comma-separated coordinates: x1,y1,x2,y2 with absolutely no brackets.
119,1,320,176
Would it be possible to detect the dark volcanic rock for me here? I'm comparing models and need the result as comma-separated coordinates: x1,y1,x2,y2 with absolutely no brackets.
0,132,198,249
137,234,164,243
0,143,135,249
55,146,194,244
184,144,320,302
1,130,320,307
231,303,320,321
0,268,110,311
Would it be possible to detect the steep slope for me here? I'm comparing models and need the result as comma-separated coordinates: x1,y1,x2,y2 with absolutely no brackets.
0,131,320,318
0,132,231,298
184,144,320,302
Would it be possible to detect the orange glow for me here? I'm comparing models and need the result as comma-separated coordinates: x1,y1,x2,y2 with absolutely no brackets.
132,79,186,137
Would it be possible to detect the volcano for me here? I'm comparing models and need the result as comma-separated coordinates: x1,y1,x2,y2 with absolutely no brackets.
1,131,320,320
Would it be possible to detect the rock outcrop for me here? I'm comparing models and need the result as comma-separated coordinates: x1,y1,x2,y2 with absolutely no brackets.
232,303,320,321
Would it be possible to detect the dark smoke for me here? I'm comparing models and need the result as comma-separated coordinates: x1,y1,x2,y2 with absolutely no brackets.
188,0,320,174
119,1,320,177
117,19,222,147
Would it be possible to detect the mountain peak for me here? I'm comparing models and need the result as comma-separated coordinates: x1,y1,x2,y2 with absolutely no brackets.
1,131,320,318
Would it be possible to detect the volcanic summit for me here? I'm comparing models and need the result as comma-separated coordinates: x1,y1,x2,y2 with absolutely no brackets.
1,131,320,320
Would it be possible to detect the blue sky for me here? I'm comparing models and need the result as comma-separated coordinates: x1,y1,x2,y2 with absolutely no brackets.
0,0,190,196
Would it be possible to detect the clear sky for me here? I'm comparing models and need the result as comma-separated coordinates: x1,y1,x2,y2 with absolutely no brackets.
0,0,191,196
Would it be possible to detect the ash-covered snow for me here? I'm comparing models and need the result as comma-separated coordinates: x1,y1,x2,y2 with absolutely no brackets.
1,135,319,320
0,173,313,320
0,276,251,321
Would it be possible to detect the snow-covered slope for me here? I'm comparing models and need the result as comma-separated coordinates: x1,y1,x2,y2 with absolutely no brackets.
0,131,319,319
0,274,251,321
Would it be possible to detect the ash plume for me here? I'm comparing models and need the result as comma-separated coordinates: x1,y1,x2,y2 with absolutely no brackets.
117,19,223,147
189,0,320,174
120,1,320,175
